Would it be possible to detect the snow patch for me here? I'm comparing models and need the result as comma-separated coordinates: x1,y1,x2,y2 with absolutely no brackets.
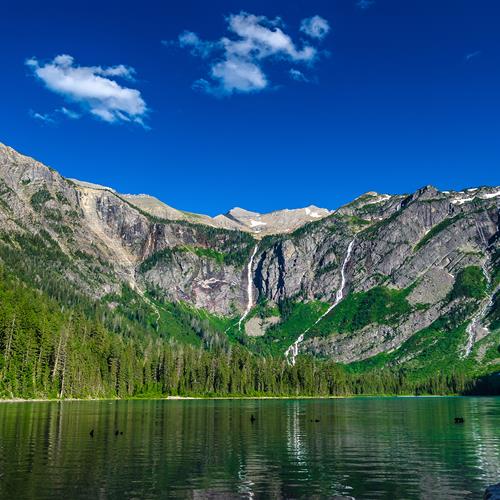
451,197,475,205
452,190,500,204
305,207,321,218
480,190,500,199
249,220,267,227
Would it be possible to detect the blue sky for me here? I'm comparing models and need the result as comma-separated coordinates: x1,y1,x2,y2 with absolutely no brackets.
1,0,499,215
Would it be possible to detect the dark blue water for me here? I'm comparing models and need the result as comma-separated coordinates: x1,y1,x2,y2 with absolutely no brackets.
0,397,499,499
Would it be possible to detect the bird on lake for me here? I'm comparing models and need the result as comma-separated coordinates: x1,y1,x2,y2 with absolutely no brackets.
250,414,256,423
454,417,464,424
115,430,119,436
89,429,94,437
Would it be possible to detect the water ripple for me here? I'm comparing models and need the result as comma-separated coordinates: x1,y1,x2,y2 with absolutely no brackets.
0,397,499,499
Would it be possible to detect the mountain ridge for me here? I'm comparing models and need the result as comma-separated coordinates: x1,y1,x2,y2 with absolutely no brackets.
0,141,498,381
69,173,335,237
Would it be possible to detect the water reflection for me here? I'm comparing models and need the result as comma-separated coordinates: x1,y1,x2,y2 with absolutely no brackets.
0,398,498,499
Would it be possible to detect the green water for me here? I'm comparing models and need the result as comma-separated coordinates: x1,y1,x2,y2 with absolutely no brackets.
0,397,499,499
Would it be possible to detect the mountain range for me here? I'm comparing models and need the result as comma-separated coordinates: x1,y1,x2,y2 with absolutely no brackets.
0,141,499,395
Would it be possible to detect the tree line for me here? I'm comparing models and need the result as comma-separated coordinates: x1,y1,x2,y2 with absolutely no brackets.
1,267,496,399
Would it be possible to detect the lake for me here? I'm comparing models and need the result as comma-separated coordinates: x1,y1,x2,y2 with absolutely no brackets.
0,397,499,499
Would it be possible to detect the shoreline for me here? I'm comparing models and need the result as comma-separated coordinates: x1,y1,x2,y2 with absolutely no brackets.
0,394,485,403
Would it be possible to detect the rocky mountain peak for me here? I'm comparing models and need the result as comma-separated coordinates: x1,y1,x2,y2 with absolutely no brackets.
226,207,261,218
413,185,441,200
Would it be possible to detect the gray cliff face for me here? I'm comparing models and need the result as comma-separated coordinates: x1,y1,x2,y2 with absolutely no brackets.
0,142,499,362
257,186,498,361
141,252,244,315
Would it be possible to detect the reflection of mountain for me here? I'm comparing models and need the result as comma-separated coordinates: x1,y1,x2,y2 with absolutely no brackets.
0,399,499,498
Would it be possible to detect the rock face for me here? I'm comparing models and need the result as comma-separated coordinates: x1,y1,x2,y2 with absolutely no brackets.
245,316,280,337
71,180,333,237
0,141,499,363
213,205,333,236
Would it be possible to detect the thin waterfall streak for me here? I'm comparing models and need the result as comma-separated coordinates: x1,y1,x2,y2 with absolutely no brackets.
463,262,494,358
238,244,259,331
285,238,356,366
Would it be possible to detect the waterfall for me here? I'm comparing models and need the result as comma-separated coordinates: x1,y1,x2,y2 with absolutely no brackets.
463,264,493,357
285,238,356,366
238,245,259,331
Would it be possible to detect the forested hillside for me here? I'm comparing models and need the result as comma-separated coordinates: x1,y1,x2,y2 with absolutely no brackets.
1,268,498,398
0,142,499,398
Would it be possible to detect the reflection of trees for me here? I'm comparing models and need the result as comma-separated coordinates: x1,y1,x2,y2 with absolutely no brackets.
0,399,499,498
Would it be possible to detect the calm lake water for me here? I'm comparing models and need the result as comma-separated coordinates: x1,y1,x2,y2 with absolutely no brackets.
0,398,499,499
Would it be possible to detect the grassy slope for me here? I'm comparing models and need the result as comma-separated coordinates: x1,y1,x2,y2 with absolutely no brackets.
134,273,498,385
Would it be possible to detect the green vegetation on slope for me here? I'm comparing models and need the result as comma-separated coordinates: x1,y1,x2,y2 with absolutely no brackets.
139,245,229,273
0,231,113,306
492,248,500,288
346,301,500,386
3,267,496,399
486,292,500,331
30,189,52,210
307,286,412,338
449,266,487,300
240,300,330,356
0,266,498,398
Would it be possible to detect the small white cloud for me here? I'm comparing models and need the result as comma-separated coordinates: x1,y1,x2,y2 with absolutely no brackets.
356,0,375,9
177,31,220,58
226,13,317,61
29,110,55,124
289,68,309,82
59,107,81,119
211,59,267,94
26,54,147,126
169,11,328,96
300,16,330,40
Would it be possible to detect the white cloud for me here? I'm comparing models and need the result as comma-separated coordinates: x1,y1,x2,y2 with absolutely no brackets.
59,107,81,119
177,31,220,58
169,11,329,95
226,13,316,61
26,54,147,126
211,59,267,94
29,106,81,124
289,68,309,82
29,110,55,124
300,16,330,40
